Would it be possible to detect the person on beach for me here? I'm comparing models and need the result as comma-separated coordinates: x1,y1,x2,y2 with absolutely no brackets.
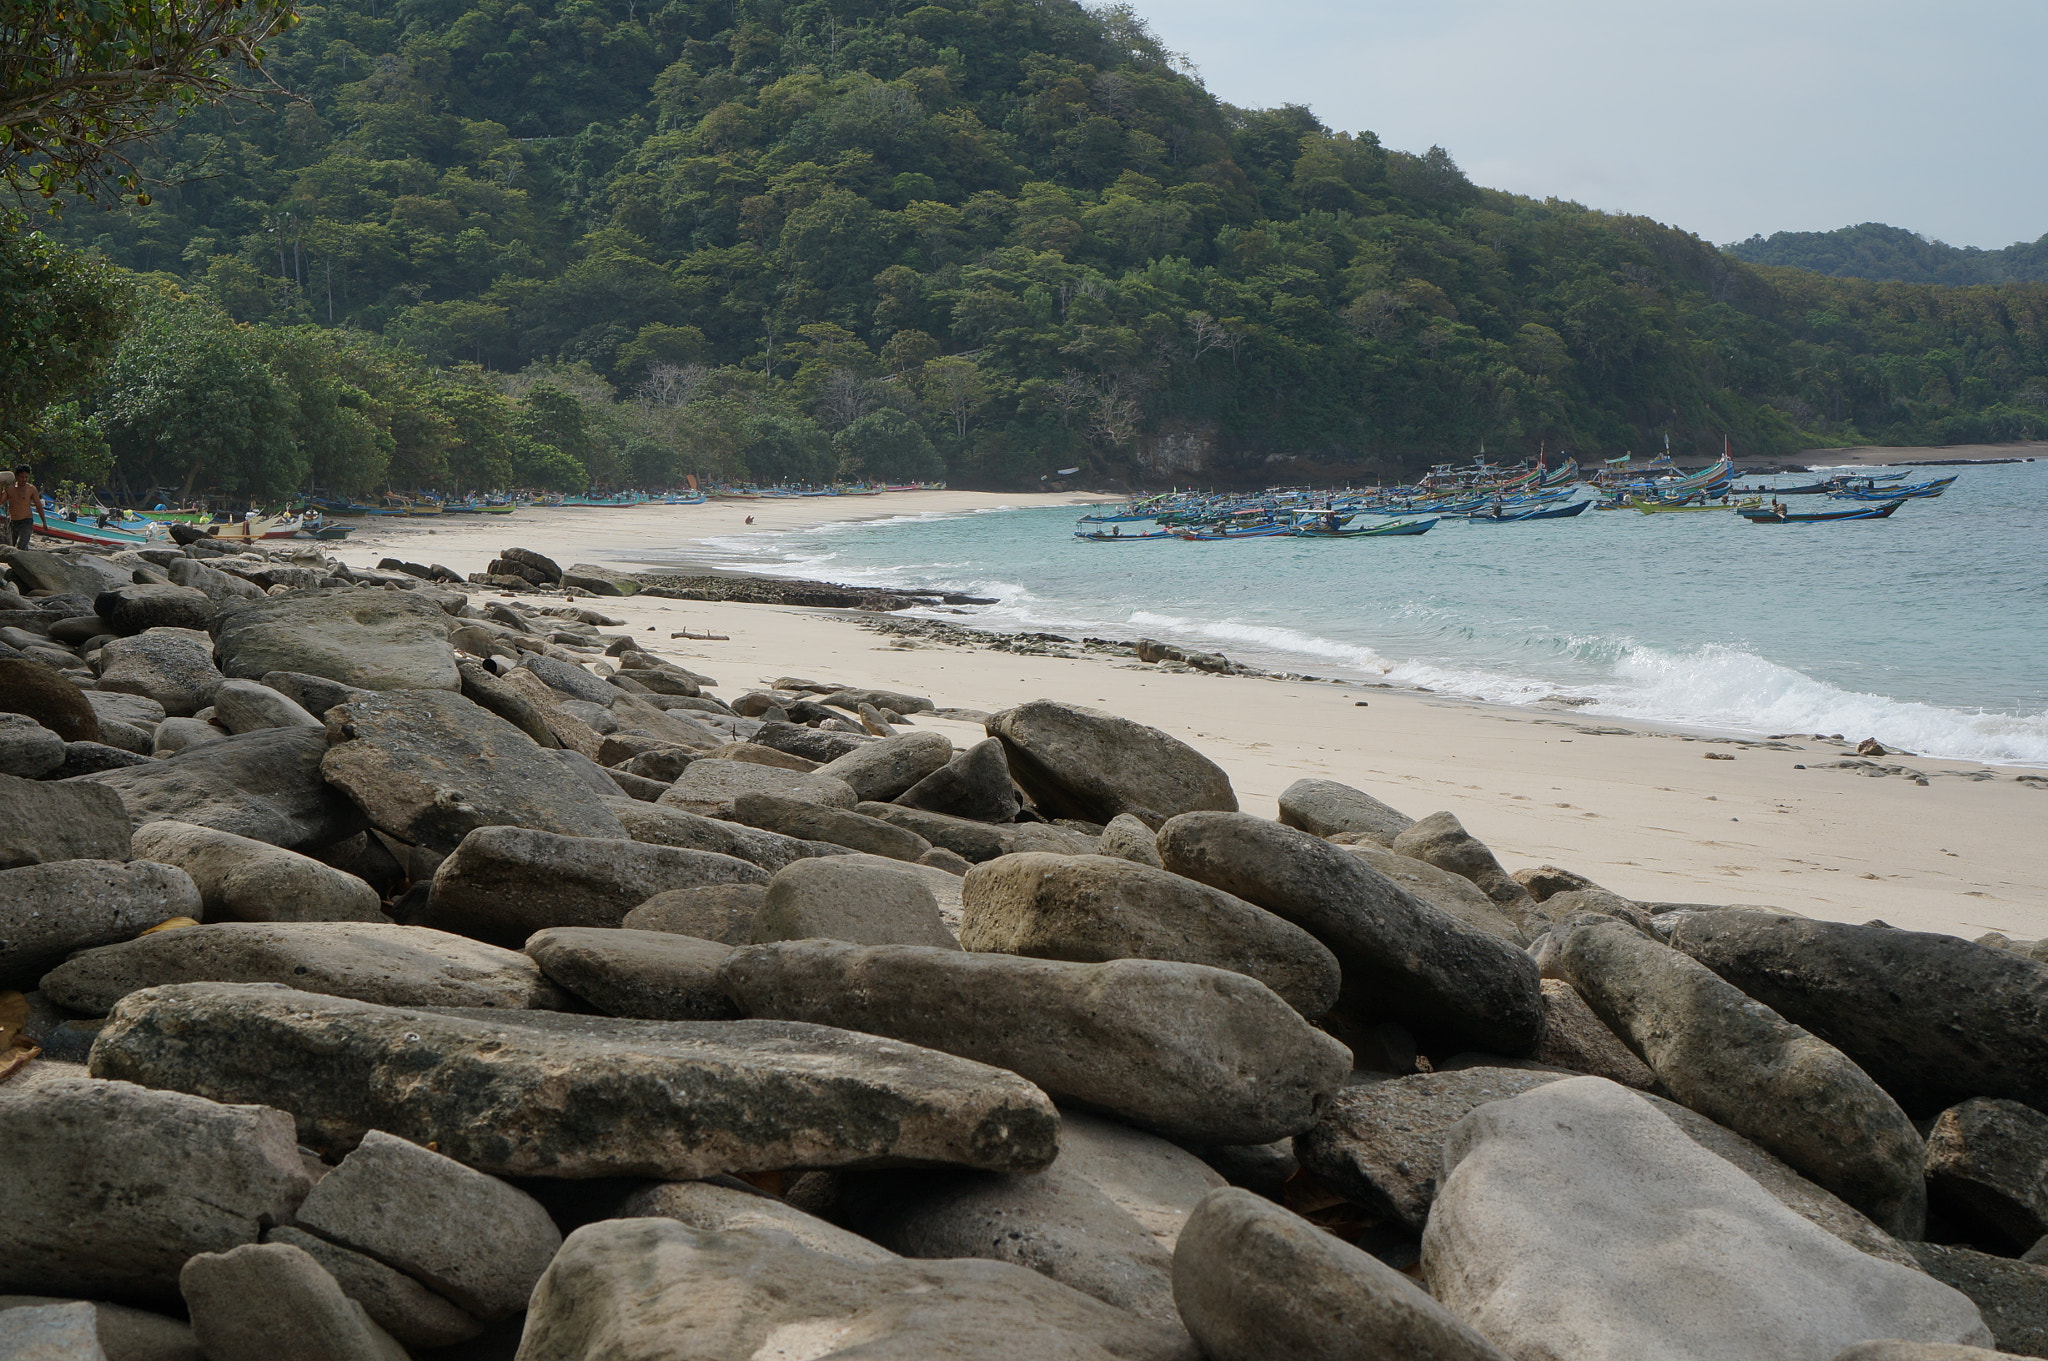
7,466,46,547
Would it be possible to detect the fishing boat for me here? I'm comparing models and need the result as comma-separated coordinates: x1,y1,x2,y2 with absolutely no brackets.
27,517,166,549
297,523,355,540
1290,517,1437,537
1830,475,1956,501
1075,527,1177,541
1739,500,1905,524
1629,497,1754,514
1464,499,1592,523
1175,524,1290,540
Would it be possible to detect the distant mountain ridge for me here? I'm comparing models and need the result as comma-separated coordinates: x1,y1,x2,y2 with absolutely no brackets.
1727,222,2048,285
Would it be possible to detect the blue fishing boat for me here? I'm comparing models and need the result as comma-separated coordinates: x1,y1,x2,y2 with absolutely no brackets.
1739,500,1905,523
1464,499,1592,522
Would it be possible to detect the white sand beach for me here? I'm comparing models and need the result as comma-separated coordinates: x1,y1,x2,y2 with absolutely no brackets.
328,491,2048,942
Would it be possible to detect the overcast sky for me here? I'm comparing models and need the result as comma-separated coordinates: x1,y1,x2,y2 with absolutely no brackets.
1128,0,2047,249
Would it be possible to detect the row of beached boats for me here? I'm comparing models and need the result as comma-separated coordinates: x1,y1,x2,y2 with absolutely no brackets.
24,480,953,550
1075,456,1955,540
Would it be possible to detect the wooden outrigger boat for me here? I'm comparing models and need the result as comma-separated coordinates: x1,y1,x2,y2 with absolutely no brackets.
1739,500,1905,524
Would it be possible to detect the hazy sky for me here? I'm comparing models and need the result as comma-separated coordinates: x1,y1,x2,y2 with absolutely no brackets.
1128,1,2047,249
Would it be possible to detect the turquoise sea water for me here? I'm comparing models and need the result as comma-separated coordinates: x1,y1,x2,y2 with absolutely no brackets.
670,462,2048,766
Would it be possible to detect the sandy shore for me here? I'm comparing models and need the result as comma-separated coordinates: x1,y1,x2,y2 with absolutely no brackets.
1795,440,2048,468
327,491,2047,942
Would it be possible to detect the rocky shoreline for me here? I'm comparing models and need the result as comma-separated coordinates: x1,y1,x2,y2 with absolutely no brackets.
2,537,2047,1361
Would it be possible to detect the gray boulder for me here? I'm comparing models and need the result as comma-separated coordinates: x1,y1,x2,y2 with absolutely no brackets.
96,629,222,717
1341,841,1528,944
164,557,265,601
0,1296,198,1361
1904,1244,2048,1359
1422,1078,1991,1361
208,678,321,733
1666,910,2048,1117
1277,777,1417,846
0,1301,109,1361
859,801,1098,863
515,1218,1196,1361
0,772,131,868
263,1226,482,1349
455,658,560,748
48,740,153,779
90,982,1060,1179
752,719,873,764
0,859,201,989
1098,812,1163,867
1157,811,1544,1054
424,826,768,945
721,941,1350,1144
1390,810,1534,910
293,1129,561,1320
0,655,100,741
212,591,459,691
989,699,1237,826
129,820,382,924
959,852,1340,1017
261,671,372,719
659,758,856,817
150,717,223,756
853,1107,1224,1323
1924,1099,2048,1253
1532,977,1656,1089
94,584,218,635
525,927,738,1020
517,653,618,707
600,795,844,871
752,857,960,949
41,922,560,1015
322,688,628,853
812,730,955,801
0,1078,310,1304
621,884,766,944
1551,917,1929,1239
895,737,1023,822
179,1243,406,1361
1294,1065,1919,1267
0,711,63,777
75,726,365,851
729,791,931,862
1174,1187,1508,1361
1,547,128,596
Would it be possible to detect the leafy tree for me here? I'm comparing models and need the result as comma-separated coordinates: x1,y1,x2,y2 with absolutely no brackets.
834,408,941,482
1,0,296,211
98,284,302,502
0,230,133,459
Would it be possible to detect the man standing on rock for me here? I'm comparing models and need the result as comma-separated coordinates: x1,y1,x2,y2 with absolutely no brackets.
6,465,47,548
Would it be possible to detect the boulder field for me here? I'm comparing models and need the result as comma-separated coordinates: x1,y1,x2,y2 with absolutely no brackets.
0,539,2042,1360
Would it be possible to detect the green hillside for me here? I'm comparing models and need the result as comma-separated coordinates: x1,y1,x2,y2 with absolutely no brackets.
29,0,2048,496
1728,222,2048,287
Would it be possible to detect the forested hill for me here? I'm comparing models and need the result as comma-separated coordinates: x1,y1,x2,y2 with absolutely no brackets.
1728,223,2048,287
41,0,2048,493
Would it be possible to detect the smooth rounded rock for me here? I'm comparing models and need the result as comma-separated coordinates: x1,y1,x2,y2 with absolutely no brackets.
130,820,383,924
1421,1077,1991,1361
96,629,222,718
212,591,459,692
989,699,1237,827
753,857,960,950
1277,777,1417,846
179,1243,406,1361
0,655,100,741
90,982,1061,1180
41,921,561,1015
525,927,738,1020
721,941,1351,1144
0,711,63,776
209,679,322,734
960,853,1340,1017
1174,1187,1509,1361
622,884,767,944
1551,917,1929,1239
812,730,956,802
0,859,201,989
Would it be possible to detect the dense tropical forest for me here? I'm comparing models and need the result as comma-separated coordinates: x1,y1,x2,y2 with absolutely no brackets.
14,0,2048,500
1730,222,2048,287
